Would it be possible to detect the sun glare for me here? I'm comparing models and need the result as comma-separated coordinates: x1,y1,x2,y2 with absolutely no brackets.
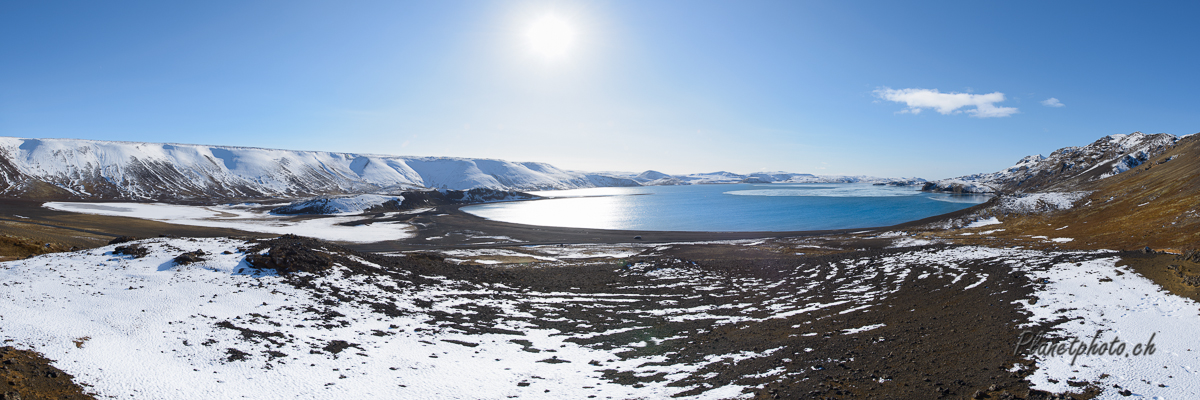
526,14,575,60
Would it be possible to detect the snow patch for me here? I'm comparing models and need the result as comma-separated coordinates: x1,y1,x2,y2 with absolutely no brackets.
965,217,1001,228
272,194,403,215
996,192,1092,214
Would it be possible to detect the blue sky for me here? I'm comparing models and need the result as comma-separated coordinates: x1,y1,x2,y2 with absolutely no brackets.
2,1,1198,179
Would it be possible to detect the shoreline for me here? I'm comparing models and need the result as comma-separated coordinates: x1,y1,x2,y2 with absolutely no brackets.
347,203,875,252
344,198,997,252
0,196,999,254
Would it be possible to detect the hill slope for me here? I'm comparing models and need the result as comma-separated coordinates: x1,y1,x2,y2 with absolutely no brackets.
925,133,1199,251
1002,133,1200,250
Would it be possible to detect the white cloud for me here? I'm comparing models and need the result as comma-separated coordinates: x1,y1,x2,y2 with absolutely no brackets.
1041,97,1065,107
874,87,1018,118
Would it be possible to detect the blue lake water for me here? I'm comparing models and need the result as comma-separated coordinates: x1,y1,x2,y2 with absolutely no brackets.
461,183,990,232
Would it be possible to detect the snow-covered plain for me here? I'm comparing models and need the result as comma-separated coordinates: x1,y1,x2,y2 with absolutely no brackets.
3,236,1197,399
0,238,763,399
43,202,413,243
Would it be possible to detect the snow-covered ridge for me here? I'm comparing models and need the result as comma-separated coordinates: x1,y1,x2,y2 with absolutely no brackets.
615,169,923,186
0,137,639,200
923,132,1179,194
0,137,924,201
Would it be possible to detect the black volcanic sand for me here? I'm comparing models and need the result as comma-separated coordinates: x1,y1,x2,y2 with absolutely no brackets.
0,199,873,255
0,346,95,400
520,245,1098,399
0,199,273,258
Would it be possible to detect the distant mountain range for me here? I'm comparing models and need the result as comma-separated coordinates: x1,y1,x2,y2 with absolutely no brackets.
923,131,1187,194
606,169,923,186
0,137,917,201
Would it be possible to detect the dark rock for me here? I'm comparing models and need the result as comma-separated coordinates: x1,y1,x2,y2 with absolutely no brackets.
173,250,207,265
224,348,251,362
1179,249,1200,263
244,235,336,274
322,340,358,355
113,244,149,258
107,236,140,245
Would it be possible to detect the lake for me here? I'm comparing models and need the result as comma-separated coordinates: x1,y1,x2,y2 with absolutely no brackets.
461,183,990,232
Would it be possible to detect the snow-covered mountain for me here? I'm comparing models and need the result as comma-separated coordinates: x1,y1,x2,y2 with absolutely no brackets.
0,137,639,200
923,132,1182,193
617,170,921,186
0,137,924,201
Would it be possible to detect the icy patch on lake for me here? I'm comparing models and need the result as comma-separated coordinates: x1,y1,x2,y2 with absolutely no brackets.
725,184,919,197
44,202,412,243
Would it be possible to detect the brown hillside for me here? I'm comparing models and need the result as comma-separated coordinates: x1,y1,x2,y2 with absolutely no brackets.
949,134,1199,252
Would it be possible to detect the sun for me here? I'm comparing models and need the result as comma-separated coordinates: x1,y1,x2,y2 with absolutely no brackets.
526,14,575,60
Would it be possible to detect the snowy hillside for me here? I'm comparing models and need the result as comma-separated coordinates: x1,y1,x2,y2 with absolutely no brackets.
0,137,925,201
924,132,1180,193
0,137,638,200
